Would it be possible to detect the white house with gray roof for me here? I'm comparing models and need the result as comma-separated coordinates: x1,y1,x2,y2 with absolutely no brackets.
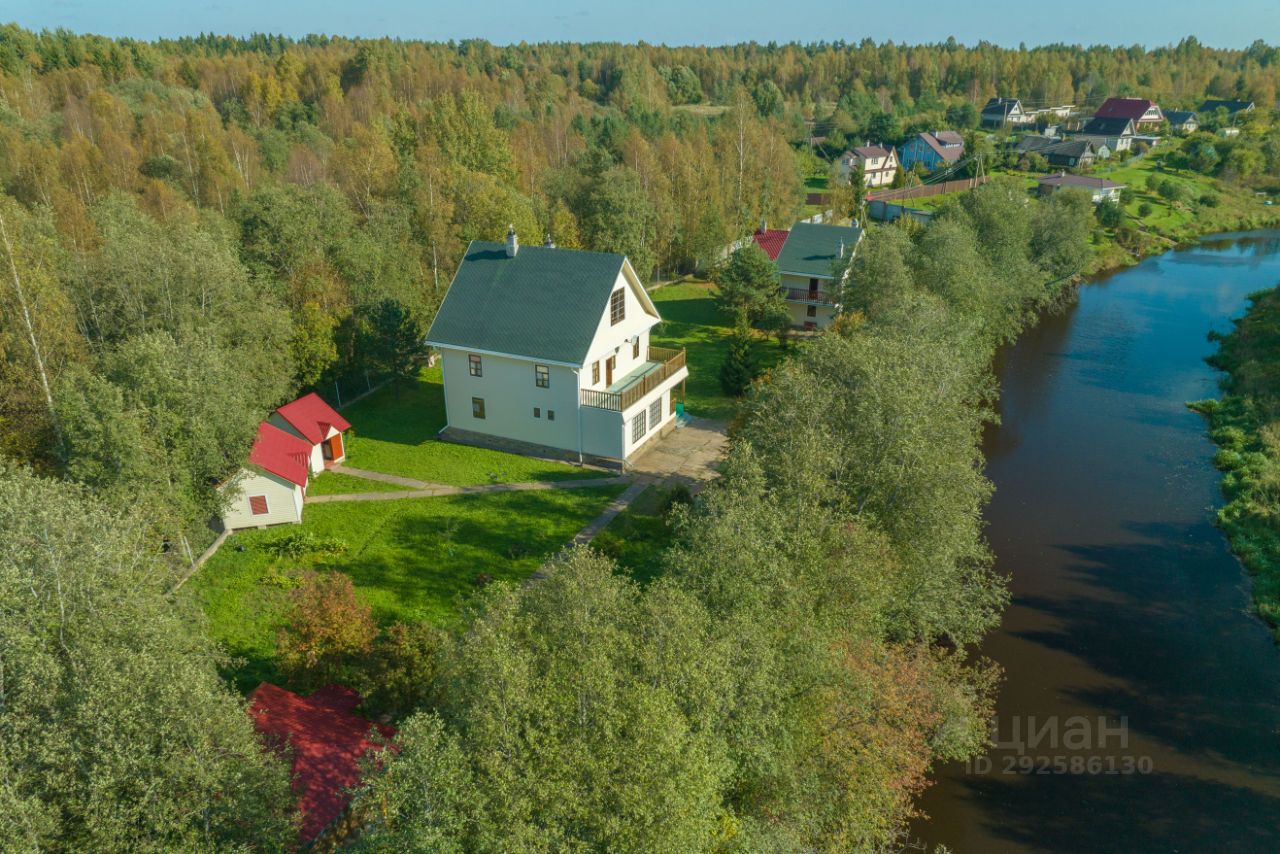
774,222,863,330
425,228,688,468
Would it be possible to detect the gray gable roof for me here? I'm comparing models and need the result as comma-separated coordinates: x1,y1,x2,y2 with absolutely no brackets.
1080,116,1135,136
1165,110,1198,125
775,222,863,279
426,241,628,365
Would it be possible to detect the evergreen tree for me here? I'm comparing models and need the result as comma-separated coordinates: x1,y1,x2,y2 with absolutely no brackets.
719,321,757,396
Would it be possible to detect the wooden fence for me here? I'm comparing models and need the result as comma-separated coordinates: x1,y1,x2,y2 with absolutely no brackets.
866,176,989,203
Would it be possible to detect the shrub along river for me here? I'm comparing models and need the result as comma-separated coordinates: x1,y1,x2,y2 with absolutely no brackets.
915,232,1280,852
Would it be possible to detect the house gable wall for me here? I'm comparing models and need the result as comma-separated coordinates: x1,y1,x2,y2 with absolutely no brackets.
221,468,304,530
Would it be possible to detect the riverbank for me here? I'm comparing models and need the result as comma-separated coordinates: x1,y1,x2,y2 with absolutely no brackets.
1191,284,1280,639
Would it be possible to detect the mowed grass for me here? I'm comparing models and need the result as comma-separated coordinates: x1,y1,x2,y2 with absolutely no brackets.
306,470,404,496
331,365,608,489
188,485,626,690
650,280,786,421
591,484,683,584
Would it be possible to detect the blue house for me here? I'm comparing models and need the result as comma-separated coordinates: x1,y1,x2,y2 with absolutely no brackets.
898,131,965,172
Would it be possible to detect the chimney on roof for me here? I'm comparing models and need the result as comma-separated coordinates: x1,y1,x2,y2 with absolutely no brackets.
543,233,555,249
505,224,518,258
759,217,767,234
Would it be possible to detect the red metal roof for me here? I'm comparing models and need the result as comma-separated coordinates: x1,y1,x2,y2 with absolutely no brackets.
275,392,351,446
248,422,312,488
249,683,395,842
752,228,789,261
1094,98,1156,121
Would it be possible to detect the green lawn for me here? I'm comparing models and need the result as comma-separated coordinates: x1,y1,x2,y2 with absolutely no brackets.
650,280,786,422
591,484,685,584
307,470,404,496
329,366,608,489
188,486,626,690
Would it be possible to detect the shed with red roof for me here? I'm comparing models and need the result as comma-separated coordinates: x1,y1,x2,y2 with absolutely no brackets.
220,422,312,530
270,392,351,475
249,683,395,843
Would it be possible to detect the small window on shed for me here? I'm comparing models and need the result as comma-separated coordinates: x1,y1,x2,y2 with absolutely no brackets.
249,495,269,516
610,288,626,325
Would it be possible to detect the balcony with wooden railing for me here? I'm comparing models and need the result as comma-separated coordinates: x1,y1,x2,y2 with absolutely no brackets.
579,346,686,412
781,286,837,305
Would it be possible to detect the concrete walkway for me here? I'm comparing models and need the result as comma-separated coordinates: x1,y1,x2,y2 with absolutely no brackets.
572,477,652,544
329,464,445,490
308,473,634,503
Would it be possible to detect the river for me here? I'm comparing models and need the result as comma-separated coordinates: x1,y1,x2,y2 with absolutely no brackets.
915,231,1280,852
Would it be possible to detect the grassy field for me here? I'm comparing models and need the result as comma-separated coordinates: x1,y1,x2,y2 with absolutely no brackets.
307,470,404,496
189,485,626,690
323,366,608,490
650,279,786,422
591,484,682,584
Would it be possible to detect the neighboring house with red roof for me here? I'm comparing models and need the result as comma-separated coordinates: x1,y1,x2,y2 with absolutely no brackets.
220,422,312,529
838,144,899,187
1093,97,1164,130
899,130,966,172
249,683,395,844
269,392,351,475
751,225,789,261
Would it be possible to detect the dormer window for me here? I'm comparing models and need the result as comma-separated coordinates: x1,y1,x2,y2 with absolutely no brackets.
610,288,625,325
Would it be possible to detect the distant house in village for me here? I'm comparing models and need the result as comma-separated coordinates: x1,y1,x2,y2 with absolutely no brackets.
981,97,1033,128
1016,135,1104,169
425,228,687,468
839,144,899,187
269,392,350,475
1164,110,1200,134
220,422,311,530
1076,116,1136,153
899,131,965,172
1198,99,1255,119
1028,104,1076,122
772,222,863,330
249,683,394,844
1036,173,1126,204
1093,97,1164,130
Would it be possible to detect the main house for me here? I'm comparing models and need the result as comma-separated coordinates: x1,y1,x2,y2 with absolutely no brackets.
1076,116,1136,153
898,131,965,172
425,228,688,468
981,97,1034,128
771,221,863,330
1093,97,1164,130
839,144,899,187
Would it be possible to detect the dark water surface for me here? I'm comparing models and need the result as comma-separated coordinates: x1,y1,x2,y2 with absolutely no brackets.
915,232,1280,852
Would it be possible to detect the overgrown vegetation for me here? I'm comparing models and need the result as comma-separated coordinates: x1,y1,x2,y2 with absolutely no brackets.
1192,285,1280,636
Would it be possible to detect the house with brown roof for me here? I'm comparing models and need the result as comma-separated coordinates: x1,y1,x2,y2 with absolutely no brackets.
1094,97,1164,130
899,131,965,172
839,144,899,187
1036,172,1125,204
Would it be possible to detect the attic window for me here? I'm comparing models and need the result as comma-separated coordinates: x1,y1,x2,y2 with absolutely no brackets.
249,495,269,516
610,288,625,325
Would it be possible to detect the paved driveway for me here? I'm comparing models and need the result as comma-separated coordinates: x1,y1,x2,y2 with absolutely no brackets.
628,416,728,486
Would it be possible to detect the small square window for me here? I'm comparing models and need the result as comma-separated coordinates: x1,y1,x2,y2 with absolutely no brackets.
468,354,482,377
807,304,817,317
534,407,540,418
610,288,625,325
592,361,600,384
249,495,268,515
547,410,555,421
472,397,486,419
535,364,550,388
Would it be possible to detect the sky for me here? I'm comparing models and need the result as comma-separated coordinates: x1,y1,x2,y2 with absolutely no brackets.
8,0,1280,49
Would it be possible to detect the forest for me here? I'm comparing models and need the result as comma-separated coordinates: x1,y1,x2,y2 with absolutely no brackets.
0,24,1263,851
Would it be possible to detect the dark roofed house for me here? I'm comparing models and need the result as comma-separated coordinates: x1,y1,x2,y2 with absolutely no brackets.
1094,97,1164,129
1036,172,1125,203
1016,135,1103,169
1198,99,1255,118
773,221,863,330
1164,110,1200,134
982,97,1032,128
1076,116,1137,152
425,227,688,467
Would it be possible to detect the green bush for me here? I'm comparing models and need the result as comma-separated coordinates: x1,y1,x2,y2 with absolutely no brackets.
261,529,348,558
